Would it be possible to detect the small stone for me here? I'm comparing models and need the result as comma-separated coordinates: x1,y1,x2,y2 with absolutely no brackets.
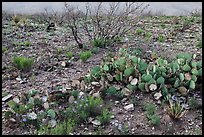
154,92,162,100
93,92,100,98
115,101,119,104
68,96,75,104
149,84,157,91
16,77,22,81
130,78,138,85
121,88,132,96
121,98,127,103
78,92,85,99
91,82,100,86
2,94,13,102
71,80,80,88
124,104,134,111
13,97,20,103
111,115,115,119
91,119,101,126
9,118,16,122
43,102,49,109
61,61,66,67
178,86,188,96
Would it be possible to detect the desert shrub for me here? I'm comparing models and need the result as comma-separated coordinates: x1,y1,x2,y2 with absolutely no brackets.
79,51,92,62
12,56,33,72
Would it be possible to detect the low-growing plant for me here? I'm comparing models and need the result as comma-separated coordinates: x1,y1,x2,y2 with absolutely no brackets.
2,46,8,53
167,100,186,120
136,28,145,35
57,47,63,55
148,114,160,126
92,38,106,48
96,108,112,125
79,51,92,62
189,97,200,110
24,41,31,47
158,34,165,43
91,47,100,54
66,51,73,59
38,119,76,135
196,40,202,49
143,103,157,116
12,15,21,24
12,56,33,72
71,90,79,99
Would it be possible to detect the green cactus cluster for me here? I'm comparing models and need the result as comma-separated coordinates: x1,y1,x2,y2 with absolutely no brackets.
84,48,202,99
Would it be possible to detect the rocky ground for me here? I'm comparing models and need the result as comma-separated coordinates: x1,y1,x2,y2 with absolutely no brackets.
2,14,202,135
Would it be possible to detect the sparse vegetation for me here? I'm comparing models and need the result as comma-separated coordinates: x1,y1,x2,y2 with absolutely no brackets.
66,51,74,59
167,101,186,120
189,97,200,110
79,51,92,62
2,3,202,135
12,56,33,72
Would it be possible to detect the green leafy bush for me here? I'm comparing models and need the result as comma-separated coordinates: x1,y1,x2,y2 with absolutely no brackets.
12,56,33,72
79,51,92,62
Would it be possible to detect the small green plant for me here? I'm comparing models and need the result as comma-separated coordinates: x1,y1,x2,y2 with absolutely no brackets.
143,103,156,116
24,41,31,47
158,34,165,42
12,56,33,72
96,108,112,125
189,97,200,110
119,124,129,135
136,28,144,35
91,47,100,54
2,46,8,53
196,40,202,48
148,115,160,126
92,38,107,48
79,51,92,62
66,51,73,59
38,119,76,135
57,47,63,55
12,15,21,24
71,90,79,99
143,102,160,126
167,100,186,120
